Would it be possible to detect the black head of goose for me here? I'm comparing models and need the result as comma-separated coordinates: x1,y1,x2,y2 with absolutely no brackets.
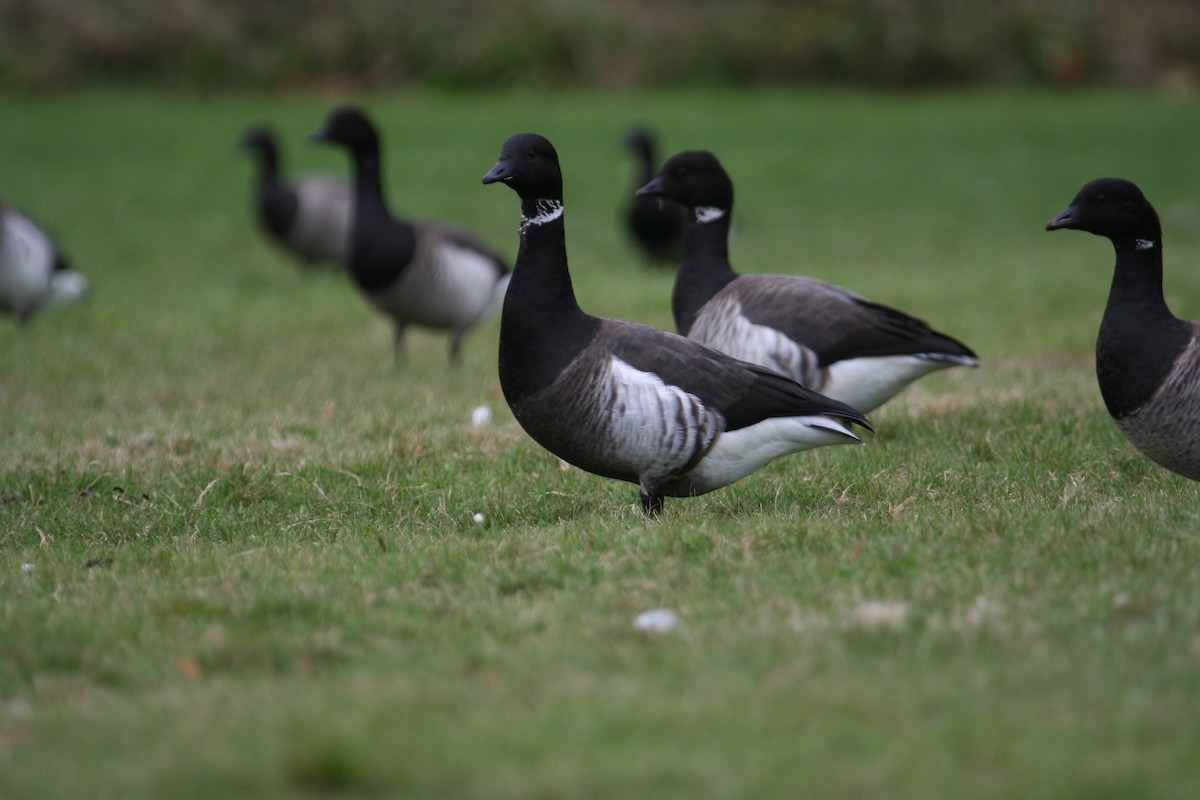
239,125,351,270
636,150,978,414
0,200,88,325
1047,177,1200,480
482,133,871,517
622,126,685,267
310,106,510,364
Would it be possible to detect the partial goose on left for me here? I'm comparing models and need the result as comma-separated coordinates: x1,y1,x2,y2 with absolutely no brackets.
312,106,510,364
239,125,352,270
637,150,977,414
0,200,87,325
483,133,871,517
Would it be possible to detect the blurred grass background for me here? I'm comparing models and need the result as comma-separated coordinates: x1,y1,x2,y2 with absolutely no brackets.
1,0,1198,92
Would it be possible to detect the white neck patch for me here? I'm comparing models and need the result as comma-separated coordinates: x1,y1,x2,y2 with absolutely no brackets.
1136,238,1157,251
694,206,727,224
521,199,563,232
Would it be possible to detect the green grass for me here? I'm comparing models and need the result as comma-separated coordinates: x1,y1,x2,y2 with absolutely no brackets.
3,87,1200,798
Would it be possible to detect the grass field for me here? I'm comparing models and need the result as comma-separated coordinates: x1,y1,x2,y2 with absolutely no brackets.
2,88,1200,798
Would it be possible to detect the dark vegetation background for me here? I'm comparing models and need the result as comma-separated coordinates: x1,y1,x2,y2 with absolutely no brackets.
2,0,1198,91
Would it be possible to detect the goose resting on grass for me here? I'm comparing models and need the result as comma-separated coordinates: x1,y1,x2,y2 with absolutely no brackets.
1047,177,1200,480
239,125,352,271
311,106,510,364
482,133,871,517
622,126,685,267
637,150,977,414
0,200,87,325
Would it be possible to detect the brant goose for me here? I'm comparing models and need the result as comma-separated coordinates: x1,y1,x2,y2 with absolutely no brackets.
311,106,510,364
637,150,977,413
239,125,352,270
482,133,871,516
623,127,685,266
1047,177,1200,480
0,200,87,325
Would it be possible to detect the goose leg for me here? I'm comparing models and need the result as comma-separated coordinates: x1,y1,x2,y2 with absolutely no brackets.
448,329,466,366
640,487,664,518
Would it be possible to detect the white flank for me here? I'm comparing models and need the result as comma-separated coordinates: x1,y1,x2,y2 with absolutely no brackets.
374,237,504,329
44,270,88,308
821,354,959,414
605,357,718,477
694,206,727,224
521,199,564,232
1136,238,1157,251
689,299,822,387
688,415,858,491
0,211,56,311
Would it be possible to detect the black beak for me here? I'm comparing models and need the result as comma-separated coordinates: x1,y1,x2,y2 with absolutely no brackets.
635,176,666,199
482,160,512,185
1046,205,1077,231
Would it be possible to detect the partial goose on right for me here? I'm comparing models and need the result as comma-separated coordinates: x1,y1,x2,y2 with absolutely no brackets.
483,133,871,517
1047,177,1200,480
0,199,87,325
239,125,352,270
312,106,511,364
637,150,977,414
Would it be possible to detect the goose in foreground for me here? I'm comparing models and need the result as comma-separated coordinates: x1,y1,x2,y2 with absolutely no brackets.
239,126,352,270
311,106,510,364
637,150,977,414
482,133,871,516
0,200,88,325
1047,177,1200,480
622,127,685,266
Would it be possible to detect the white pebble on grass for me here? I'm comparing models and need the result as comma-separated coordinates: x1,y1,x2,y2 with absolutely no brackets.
471,406,492,427
21,563,34,573
633,608,681,634
851,600,909,629
472,513,485,524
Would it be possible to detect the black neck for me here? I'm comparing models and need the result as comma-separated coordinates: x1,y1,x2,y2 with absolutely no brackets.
346,148,415,290
635,147,656,186
505,197,582,319
1097,236,1191,418
252,150,295,238
673,209,737,335
499,197,597,398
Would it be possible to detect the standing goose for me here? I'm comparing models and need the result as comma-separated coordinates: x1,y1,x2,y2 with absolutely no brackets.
637,150,977,414
239,125,352,270
0,200,87,325
1047,177,1200,480
311,106,510,364
622,127,685,266
482,133,871,517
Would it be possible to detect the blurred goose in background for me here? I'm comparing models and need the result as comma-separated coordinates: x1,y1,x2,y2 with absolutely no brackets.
312,106,510,364
239,125,351,270
622,126,685,267
0,200,87,325
637,150,977,414
483,132,870,517
1047,177,1200,480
